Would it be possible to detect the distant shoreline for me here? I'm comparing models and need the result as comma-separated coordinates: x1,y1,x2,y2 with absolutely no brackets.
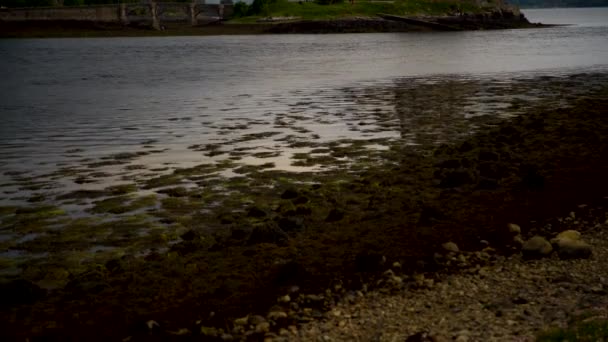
0,16,545,38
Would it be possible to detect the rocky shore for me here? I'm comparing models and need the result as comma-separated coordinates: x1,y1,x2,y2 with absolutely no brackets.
267,9,539,34
1,78,607,340
296,223,608,341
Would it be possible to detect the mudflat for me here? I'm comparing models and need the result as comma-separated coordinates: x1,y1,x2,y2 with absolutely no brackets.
1,73,607,340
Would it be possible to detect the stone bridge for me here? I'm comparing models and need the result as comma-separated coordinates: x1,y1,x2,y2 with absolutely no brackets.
0,2,235,29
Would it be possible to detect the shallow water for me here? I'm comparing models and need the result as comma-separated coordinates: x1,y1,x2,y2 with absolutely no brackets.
0,8,607,265
1,9,608,190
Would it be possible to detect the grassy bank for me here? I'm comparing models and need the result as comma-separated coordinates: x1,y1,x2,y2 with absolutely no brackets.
229,0,483,23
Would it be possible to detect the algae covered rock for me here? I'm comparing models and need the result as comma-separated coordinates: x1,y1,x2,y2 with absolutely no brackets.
555,239,592,260
247,222,288,245
551,230,592,260
508,223,521,235
442,241,459,253
554,230,581,242
522,236,552,259
0,279,46,307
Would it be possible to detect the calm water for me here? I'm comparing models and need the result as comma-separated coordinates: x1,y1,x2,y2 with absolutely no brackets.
0,7,607,204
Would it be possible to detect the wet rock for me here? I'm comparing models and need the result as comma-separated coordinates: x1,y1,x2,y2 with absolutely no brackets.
478,162,501,179
477,177,499,190
249,315,267,326
277,216,305,232
273,260,308,285
145,320,161,332
247,222,288,245
65,269,109,295
437,159,461,169
230,226,249,241
551,230,592,259
293,196,310,205
234,316,249,326
554,230,581,241
255,321,270,334
459,141,473,153
512,295,529,305
170,240,206,255
180,229,199,241
405,331,442,342
325,209,344,222
295,206,312,215
0,279,46,307
355,252,385,272
418,206,445,225
268,310,288,321
521,165,545,190
479,150,499,162
508,223,521,235
221,334,234,341
200,326,219,337
555,239,592,260
442,241,459,253
157,186,188,197
439,169,474,188
248,206,267,218
522,236,553,259
281,188,299,200
105,255,136,274
513,234,525,247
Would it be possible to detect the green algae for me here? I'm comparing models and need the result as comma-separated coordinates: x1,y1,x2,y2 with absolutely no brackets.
106,183,138,195
89,195,157,215
233,162,276,174
143,174,182,189
157,186,189,197
252,151,282,158
0,206,17,217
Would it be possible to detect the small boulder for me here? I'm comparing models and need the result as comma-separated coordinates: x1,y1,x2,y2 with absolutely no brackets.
255,321,270,334
555,230,581,241
508,223,521,235
522,236,553,259
180,229,199,241
442,241,459,253
325,208,344,222
247,206,267,218
281,188,299,200
247,222,288,245
439,170,474,188
550,230,592,259
0,279,46,307
555,239,592,260
513,235,525,247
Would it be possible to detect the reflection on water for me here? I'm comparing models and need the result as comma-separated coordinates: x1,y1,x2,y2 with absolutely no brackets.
0,7,607,207
1,71,607,208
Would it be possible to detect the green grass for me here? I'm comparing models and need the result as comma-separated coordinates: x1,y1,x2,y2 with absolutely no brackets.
537,319,608,341
229,0,483,23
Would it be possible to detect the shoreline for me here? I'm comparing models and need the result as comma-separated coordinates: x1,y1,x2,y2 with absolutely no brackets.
0,15,545,38
1,75,607,339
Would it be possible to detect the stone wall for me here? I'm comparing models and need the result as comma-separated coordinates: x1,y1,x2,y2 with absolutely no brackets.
0,5,120,22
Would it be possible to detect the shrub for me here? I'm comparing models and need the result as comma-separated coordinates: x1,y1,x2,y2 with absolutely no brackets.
314,0,345,4
233,1,249,17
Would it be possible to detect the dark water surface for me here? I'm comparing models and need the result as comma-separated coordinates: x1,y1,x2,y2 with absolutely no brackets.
0,8,607,261
0,7,606,281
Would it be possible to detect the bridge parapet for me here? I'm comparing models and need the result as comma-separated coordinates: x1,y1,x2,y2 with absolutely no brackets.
0,2,234,27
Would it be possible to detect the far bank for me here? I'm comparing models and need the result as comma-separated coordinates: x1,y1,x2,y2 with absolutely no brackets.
0,0,542,38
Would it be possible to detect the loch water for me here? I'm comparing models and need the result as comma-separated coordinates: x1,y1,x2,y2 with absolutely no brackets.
0,7,607,205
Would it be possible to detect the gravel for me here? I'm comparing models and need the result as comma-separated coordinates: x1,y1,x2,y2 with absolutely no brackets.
290,223,608,342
